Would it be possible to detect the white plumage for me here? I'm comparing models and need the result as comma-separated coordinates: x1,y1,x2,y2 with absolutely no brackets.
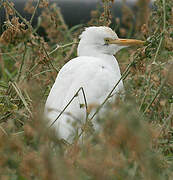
45,26,144,143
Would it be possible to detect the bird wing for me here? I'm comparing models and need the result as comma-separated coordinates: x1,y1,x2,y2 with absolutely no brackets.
45,56,123,141
45,56,122,112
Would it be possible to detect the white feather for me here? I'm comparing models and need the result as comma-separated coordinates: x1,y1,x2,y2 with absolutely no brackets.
45,26,124,143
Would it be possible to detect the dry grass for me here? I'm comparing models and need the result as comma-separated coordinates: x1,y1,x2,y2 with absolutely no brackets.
0,0,173,179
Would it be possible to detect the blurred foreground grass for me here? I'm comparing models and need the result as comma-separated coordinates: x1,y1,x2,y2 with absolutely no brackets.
0,0,173,179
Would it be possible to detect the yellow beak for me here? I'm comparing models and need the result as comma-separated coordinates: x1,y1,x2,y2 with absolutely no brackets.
109,38,145,46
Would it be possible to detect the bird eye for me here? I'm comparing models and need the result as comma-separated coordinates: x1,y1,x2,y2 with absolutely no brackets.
104,38,110,45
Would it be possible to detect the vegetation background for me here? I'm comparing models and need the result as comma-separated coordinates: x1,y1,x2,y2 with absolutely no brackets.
0,0,173,179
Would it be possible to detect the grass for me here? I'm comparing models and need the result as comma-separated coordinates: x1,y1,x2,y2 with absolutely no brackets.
0,0,173,179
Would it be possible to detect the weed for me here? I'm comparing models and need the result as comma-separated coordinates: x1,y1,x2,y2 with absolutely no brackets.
0,0,172,179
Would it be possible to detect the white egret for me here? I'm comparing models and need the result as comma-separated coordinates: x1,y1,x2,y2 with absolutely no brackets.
45,26,144,143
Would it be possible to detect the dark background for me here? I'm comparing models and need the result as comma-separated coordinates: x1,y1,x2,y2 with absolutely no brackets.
0,0,153,35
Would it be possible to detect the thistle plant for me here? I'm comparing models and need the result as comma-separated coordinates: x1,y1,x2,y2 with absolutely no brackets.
0,0,173,179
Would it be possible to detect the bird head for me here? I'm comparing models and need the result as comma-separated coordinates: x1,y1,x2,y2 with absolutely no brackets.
77,26,144,56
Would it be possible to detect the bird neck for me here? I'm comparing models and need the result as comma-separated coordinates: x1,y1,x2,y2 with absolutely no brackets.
77,45,119,71
77,44,114,59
